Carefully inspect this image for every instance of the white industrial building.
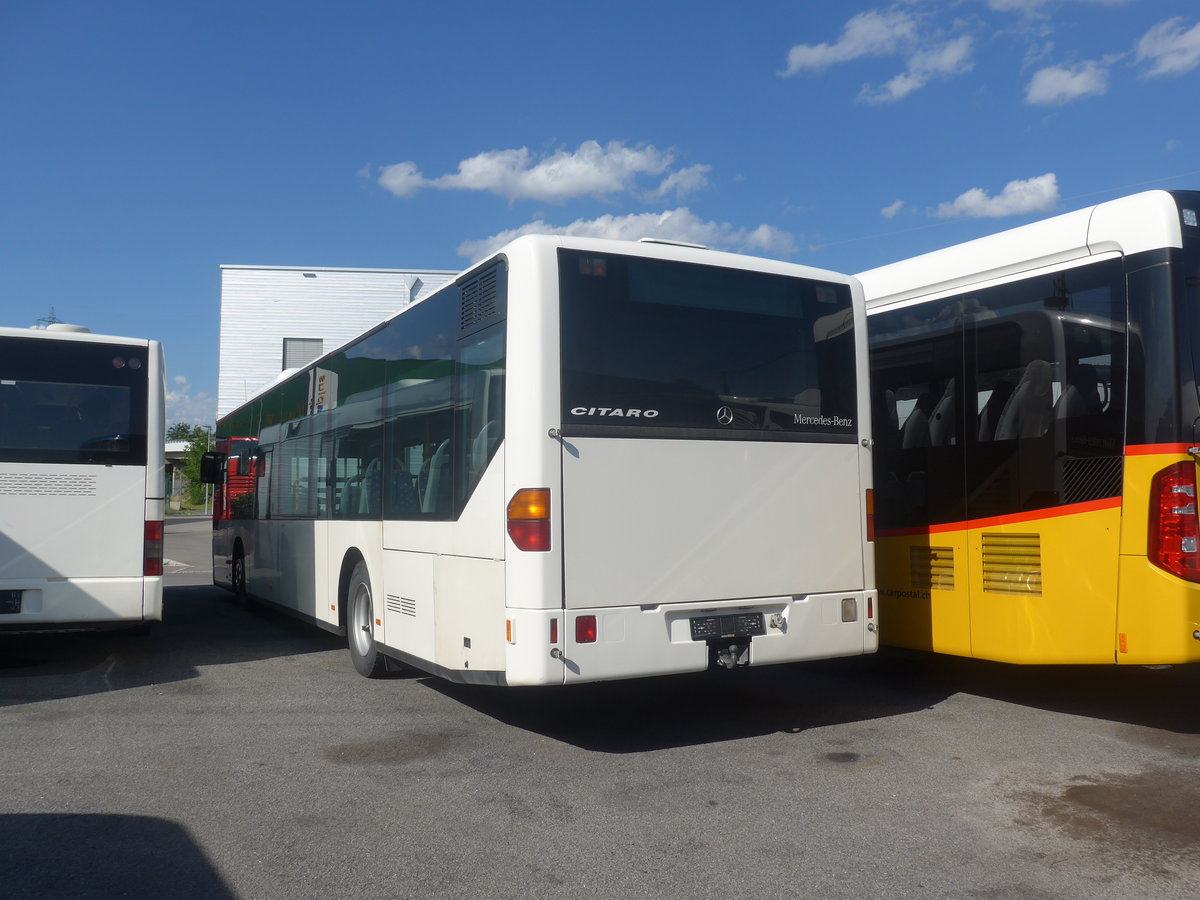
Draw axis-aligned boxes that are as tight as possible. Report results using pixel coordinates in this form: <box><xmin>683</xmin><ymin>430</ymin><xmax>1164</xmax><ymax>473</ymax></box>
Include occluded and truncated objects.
<box><xmin>217</xmin><ymin>264</ymin><xmax>456</xmax><ymax>418</ymax></box>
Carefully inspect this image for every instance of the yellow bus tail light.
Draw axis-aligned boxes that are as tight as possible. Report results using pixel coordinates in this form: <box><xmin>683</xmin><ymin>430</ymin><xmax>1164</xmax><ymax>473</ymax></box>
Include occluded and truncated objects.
<box><xmin>507</xmin><ymin>488</ymin><xmax>551</xmax><ymax>552</ymax></box>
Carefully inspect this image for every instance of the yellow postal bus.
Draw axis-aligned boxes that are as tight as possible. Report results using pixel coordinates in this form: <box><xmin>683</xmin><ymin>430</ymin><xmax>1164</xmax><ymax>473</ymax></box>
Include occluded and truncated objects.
<box><xmin>860</xmin><ymin>190</ymin><xmax>1200</xmax><ymax>665</ymax></box>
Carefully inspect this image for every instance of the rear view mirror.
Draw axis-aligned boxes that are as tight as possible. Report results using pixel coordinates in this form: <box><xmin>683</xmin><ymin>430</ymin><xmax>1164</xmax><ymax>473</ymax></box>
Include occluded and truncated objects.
<box><xmin>199</xmin><ymin>452</ymin><xmax>225</xmax><ymax>485</ymax></box>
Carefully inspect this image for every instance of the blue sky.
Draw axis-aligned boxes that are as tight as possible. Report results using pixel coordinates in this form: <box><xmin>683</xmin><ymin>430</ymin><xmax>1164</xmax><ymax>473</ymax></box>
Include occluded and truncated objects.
<box><xmin>4</xmin><ymin>0</ymin><xmax>1200</xmax><ymax>427</ymax></box>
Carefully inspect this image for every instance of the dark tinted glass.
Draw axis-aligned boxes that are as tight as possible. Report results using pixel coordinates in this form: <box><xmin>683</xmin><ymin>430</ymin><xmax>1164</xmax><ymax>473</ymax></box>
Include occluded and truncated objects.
<box><xmin>559</xmin><ymin>249</ymin><xmax>858</xmax><ymax>442</ymax></box>
<box><xmin>379</xmin><ymin>291</ymin><xmax>458</xmax><ymax>520</ymax></box>
<box><xmin>0</xmin><ymin>336</ymin><xmax>148</xmax><ymax>465</ymax></box>
<box><xmin>870</xmin><ymin>258</ymin><xmax>1126</xmax><ymax>529</ymax></box>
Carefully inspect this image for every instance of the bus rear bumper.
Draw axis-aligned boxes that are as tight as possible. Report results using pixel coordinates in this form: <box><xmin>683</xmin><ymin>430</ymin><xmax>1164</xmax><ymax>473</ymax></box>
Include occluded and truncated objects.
<box><xmin>504</xmin><ymin>590</ymin><xmax>878</xmax><ymax>686</ymax></box>
<box><xmin>0</xmin><ymin>577</ymin><xmax>162</xmax><ymax>630</ymax></box>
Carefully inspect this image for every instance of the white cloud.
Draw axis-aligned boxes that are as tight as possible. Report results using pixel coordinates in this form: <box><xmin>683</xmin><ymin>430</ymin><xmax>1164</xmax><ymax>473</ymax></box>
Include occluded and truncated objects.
<box><xmin>456</xmin><ymin>208</ymin><xmax>797</xmax><ymax>263</ymax></box>
<box><xmin>988</xmin><ymin>0</ymin><xmax>1131</xmax><ymax>10</ymax></box>
<box><xmin>1025</xmin><ymin>60</ymin><xmax>1109</xmax><ymax>104</ymax></box>
<box><xmin>1136</xmin><ymin>18</ymin><xmax>1200</xmax><ymax>78</ymax></box>
<box><xmin>779</xmin><ymin>8</ymin><xmax>916</xmax><ymax>75</ymax></box>
<box><xmin>934</xmin><ymin>173</ymin><xmax>1060</xmax><ymax>218</ymax></box>
<box><xmin>377</xmin><ymin>141</ymin><xmax>706</xmax><ymax>204</ymax></box>
<box><xmin>647</xmin><ymin>164</ymin><xmax>712</xmax><ymax>201</ymax></box>
<box><xmin>1167</xmin><ymin>139</ymin><xmax>1182</xmax><ymax>153</ymax></box>
<box><xmin>781</xmin><ymin>8</ymin><xmax>973</xmax><ymax>102</ymax></box>
<box><xmin>881</xmin><ymin>200</ymin><xmax>904</xmax><ymax>219</ymax></box>
<box><xmin>859</xmin><ymin>35</ymin><xmax>974</xmax><ymax>103</ymax></box>
<box><xmin>166</xmin><ymin>376</ymin><xmax>216</xmax><ymax>430</ymax></box>
<box><xmin>377</xmin><ymin>161</ymin><xmax>426</xmax><ymax>197</ymax></box>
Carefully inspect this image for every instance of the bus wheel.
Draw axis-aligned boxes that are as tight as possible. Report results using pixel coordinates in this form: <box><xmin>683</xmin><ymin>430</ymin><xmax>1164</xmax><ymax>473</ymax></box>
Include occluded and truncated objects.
<box><xmin>347</xmin><ymin>560</ymin><xmax>388</xmax><ymax>678</ymax></box>
<box><xmin>232</xmin><ymin>548</ymin><xmax>250</xmax><ymax>608</ymax></box>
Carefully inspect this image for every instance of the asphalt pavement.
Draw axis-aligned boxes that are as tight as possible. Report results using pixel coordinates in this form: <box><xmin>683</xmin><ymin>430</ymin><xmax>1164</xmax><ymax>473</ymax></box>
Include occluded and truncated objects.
<box><xmin>2</xmin><ymin>518</ymin><xmax>1199</xmax><ymax>899</ymax></box>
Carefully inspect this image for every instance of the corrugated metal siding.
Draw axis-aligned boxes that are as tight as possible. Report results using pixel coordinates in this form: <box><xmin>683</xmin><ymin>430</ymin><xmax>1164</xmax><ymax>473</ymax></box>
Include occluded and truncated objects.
<box><xmin>217</xmin><ymin>266</ymin><xmax>456</xmax><ymax>417</ymax></box>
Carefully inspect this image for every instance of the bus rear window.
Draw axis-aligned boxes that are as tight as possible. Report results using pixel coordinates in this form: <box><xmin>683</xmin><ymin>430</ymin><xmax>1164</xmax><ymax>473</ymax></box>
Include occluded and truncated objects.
<box><xmin>0</xmin><ymin>337</ymin><xmax>148</xmax><ymax>465</ymax></box>
<box><xmin>558</xmin><ymin>249</ymin><xmax>857</xmax><ymax>441</ymax></box>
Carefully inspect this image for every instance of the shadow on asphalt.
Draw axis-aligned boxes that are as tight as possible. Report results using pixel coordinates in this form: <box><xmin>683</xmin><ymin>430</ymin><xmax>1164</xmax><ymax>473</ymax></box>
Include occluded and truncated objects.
<box><xmin>426</xmin><ymin>647</ymin><xmax>1200</xmax><ymax>752</ymax></box>
<box><xmin>881</xmin><ymin>648</ymin><xmax>1200</xmax><ymax>735</ymax></box>
<box><xmin>0</xmin><ymin>585</ymin><xmax>341</xmax><ymax>708</ymax></box>
<box><xmin>0</xmin><ymin>814</ymin><xmax>235</xmax><ymax>900</ymax></box>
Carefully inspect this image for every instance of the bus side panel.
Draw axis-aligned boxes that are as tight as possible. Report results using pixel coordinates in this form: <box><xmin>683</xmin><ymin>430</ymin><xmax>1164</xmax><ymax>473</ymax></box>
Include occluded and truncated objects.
<box><xmin>381</xmin><ymin>549</ymin><xmax>436</xmax><ymax>663</ymax></box>
<box><xmin>271</xmin><ymin>519</ymin><xmax>324</xmax><ymax>622</ymax></box>
<box><xmin>966</xmin><ymin>505</ymin><xmax>1120</xmax><ymax>664</ymax></box>
<box><xmin>433</xmin><ymin>555</ymin><xmax>505</xmax><ymax>675</ymax></box>
<box><xmin>875</xmin><ymin>530</ymin><xmax>973</xmax><ymax>657</ymax></box>
<box><xmin>379</xmin><ymin>457</ymin><xmax>506</xmax><ymax>669</ymax></box>
<box><xmin>324</xmin><ymin>520</ymin><xmax>384</xmax><ymax>628</ymax></box>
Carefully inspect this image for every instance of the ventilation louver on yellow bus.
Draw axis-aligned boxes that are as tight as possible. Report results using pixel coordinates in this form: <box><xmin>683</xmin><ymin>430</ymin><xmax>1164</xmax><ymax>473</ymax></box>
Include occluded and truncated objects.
<box><xmin>909</xmin><ymin>546</ymin><xmax>955</xmax><ymax>591</ymax></box>
<box><xmin>981</xmin><ymin>533</ymin><xmax>1042</xmax><ymax>595</ymax></box>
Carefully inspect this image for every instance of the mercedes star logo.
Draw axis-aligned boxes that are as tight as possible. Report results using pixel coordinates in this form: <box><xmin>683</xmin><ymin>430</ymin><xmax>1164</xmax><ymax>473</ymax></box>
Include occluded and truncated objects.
<box><xmin>716</xmin><ymin>406</ymin><xmax>734</xmax><ymax>425</ymax></box>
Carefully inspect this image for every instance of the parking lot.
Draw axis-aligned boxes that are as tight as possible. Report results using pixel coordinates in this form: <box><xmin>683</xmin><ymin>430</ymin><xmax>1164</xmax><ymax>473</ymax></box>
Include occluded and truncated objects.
<box><xmin>2</xmin><ymin>517</ymin><xmax>1199</xmax><ymax>899</ymax></box>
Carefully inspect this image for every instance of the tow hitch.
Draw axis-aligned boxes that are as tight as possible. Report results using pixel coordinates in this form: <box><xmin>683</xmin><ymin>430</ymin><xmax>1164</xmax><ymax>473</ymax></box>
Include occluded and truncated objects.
<box><xmin>710</xmin><ymin>639</ymin><xmax>750</xmax><ymax>670</ymax></box>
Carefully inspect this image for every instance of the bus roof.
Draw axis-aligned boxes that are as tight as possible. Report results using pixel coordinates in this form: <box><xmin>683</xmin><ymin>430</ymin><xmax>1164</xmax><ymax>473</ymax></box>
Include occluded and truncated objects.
<box><xmin>0</xmin><ymin>325</ymin><xmax>156</xmax><ymax>347</ymax></box>
<box><xmin>857</xmin><ymin>189</ymin><xmax>1188</xmax><ymax>310</ymax></box>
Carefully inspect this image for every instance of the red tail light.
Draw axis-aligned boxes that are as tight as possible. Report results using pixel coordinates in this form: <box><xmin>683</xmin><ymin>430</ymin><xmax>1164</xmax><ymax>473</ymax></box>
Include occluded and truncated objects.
<box><xmin>507</xmin><ymin>488</ymin><xmax>551</xmax><ymax>551</ymax></box>
<box><xmin>144</xmin><ymin>520</ymin><xmax>164</xmax><ymax>576</ymax></box>
<box><xmin>865</xmin><ymin>489</ymin><xmax>875</xmax><ymax>543</ymax></box>
<box><xmin>1148</xmin><ymin>462</ymin><xmax>1200</xmax><ymax>582</ymax></box>
<box><xmin>575</xmin><ymin>615</ymin><xmax>597</xmax><ymax>643</ymax></box>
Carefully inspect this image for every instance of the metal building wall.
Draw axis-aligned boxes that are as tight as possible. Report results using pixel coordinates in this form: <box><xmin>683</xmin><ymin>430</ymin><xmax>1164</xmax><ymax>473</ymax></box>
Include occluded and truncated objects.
<box><xmin>217</xmin><ymin>265</ymin><xmax>456</xmax><ymax>418</ymax></box>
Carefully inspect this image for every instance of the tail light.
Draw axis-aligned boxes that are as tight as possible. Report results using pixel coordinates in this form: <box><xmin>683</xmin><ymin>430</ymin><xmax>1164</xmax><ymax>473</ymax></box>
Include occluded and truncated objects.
<box><xmin>144</xmin><ymin>520</ymin><xmax>164</xmax><ymax>576</ymax></box>
<box><xmin>1148</xmin><ymin>462</ymin><xmax>1200</xmax><ymax>582</ymax></box>
<box><xmin>507</xmin><ymin>488</ymin><xmax>551</xmax><ymax>551</ymax></box>
<box><xmin>575</xmin><ymin>615</ymin><xmax>597</xmax><ymax>643</ymax></box>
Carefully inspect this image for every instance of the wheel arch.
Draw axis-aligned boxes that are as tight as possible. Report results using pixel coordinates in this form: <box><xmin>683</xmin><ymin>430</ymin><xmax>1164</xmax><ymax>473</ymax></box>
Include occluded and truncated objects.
<box><xmin>337</xmin><ymin>548</ymin><xmax>367</xmax><ymax>632</ymax></box>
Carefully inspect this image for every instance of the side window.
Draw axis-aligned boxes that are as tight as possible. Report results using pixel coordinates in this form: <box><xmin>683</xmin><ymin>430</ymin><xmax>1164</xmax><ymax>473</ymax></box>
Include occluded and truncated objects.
<box><xmin>455</xmin><ymin>329</ymin><xmax>505</xmax><ymax>505</ymax></box>
<box><xmin>330</xmin><ymin>426</ymin><xmax>384</xmax><ymax>519</ymax></box>
<box><xmin>869</xmin><ymin>321</ymin><xmax>964</xmax><ymax>531</ymax></box>
<box><xmin>379</xmin><ymin>292</ymin><xmax>457</xmax><ymax>520</ymax></box>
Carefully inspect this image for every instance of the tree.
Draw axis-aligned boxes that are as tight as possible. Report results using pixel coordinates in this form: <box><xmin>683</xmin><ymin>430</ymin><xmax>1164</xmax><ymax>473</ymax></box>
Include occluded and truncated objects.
<box><xmin>172</xmin><ymin>424</ymin><xmax>213</xmax><ymax>506</ymax></box>
<box><xmin>167</xmin><ymin>422</ymin><xmax>206</xmax><ymax>441</ymax></box>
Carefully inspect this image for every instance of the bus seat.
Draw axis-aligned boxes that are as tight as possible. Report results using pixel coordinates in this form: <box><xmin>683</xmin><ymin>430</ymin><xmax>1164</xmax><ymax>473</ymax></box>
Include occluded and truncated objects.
<box><xmin>901</xmin><ymin>393</ymin><xmax>934</xmax><ymax>448</ymax></box>
<box><xmin>994</xmin><ymin>359</ymin><xmax>1054</xmax><ymax>440</ymax></box>
<box><xmin>342</xmin><ymin>476</ymin><xmax>361</xmax><ymax>518</ymax></box>
<box><xmin>420</xmin><ymin>440</ymin><xmax>452</xmax><ymax>514</ymax></box>
<box><xmin>1055</xmin><ymin>364</ymin><xmax>1102</xmax><ymax>419</ymax></box>
<box><xmin>929</xmin><ymin>379</ymin><xmax>955</xmax><ymax>445</ymax></box>
<box><xmin>977</xmin><ymin>379</ymin><xmax>1015</xmax><ymax>441</ymax></box>
<box><xmin>389</xmin><ymin>461</ymin><xmax>420</xmax><ymax>514</ymax></box>
<box><xmin>471</xmin><ymin>420</ymin><xmax>499</xmax><ymax>474</ymax></box>
<box><xmin>359</xmin><ymin>458</ymin><xmax>381</xmax><ymax>515</ymax></box>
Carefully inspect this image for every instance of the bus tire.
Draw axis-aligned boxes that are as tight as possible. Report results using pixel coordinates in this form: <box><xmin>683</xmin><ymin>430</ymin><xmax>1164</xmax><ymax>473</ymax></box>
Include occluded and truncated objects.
<box><xmin>347</xmin><ymin>560</ymin><xmax>388</xmax><ymax>678</ymax></box>
<box><xmin>232</xmin><ymin>547</ymin><xmax>250</xmax><ymax>608</ymax></box>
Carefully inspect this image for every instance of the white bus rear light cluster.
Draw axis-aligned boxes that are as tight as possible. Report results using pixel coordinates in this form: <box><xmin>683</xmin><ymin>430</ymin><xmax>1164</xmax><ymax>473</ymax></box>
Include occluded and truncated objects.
<box><xmin>144</xmin><ymin>521</ymin><xmax>164</xmax><ymax>577</ymax></box>
<box><xmin>506</xmin><ymin>488</ymin><xmax>551</xmax><ymax>552</ymax></box>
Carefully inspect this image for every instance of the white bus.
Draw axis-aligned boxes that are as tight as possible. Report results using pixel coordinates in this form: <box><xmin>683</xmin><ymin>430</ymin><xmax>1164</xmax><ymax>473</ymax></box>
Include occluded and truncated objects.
<box><xmin>203</xmin><ymin>236</ymin><xmax>877</xmax><ymax>685</ymax></box>
<box><xmin>0</xmin><ymin>325</ymin><xmax>166</xmax><ymax>631</ymax></box>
